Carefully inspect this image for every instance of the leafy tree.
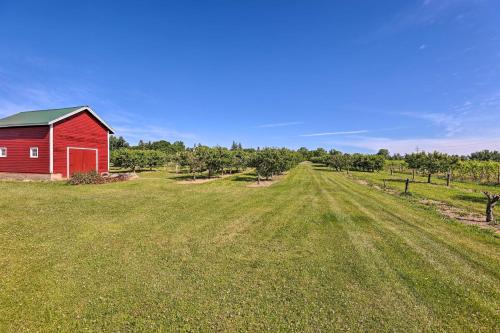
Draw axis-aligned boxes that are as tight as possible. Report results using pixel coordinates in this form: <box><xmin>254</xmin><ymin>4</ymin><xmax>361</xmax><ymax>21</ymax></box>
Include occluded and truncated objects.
<box><xmin>377</xmin><ymin>149</ymin><xmax>390</xmax><ymax>159</ymax></box>
<box><xmin>230</xmin><ymin>149</ymin><xmax>248</xmax><ymax>173</ymax></box>
<box><xmin>144</xmin><ymin>150</ymin><xmax>166</xmax><ymax>170</ymax></box>
<box><xmin>248</xmin><ymin>148</ymin><xmax>300</xmax><ymax>182</ymax></box>
<box><xmin>297</xmin><ymin>147</ymin><xmax>310</xmax><ymax>161</ymax></box>
<box><xmin>111</xmin><ymin>149</ymin><xmax>147</xmax><ymax>172</ymax></box>
<box><xmin>109</xmin><ymin>135</ymin><xmax>129</xmax><ymax>150</ymax></box>
<box><xmin>177</xmin><ymin>150</ymin><xmax>205</xmax><ymax>179</ymax></box>
<box><xmin>470</xmin><ymin>150</ymin><xmax>500</xmax><ymax>162</ymax></box>
<box><xmin>230</xmin><ymin>141</ymin><xmax>243</xmax><ymax>151</ymax></box>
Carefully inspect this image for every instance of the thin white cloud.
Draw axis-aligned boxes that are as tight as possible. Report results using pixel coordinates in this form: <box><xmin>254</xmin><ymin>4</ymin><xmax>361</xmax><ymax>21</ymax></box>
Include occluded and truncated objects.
<box><xmin>370</xmin><ymin>0</ymin><xmax>477</xmax><ymax>40</ymax></box>
<box><xmin>419</xmin><ymin>44</ymin><xmax>428</xmax><ymax>50</ymax></box>
<box><xmin>300</xmin><ymin>130</ymin><xmax>369</xmax><ymax>137</ymax></box>
<box><xmin>258</xmin><ymin>121</ymin><xmax>303</xmax><ymax>128</ymax></box>
<box><xmin>400</xmin><ymin>91</ymin><xmax>500</xmax><ymax>138</ymax></box>
<box><xmin>114</xmin><ymin>125</ymin><xmax>196</xmax><ymax>144</ymax></box>
<box><xmin>327</xmin><ymin>135</ymin><xmax>500</xmax><ymax>155</ymax></box>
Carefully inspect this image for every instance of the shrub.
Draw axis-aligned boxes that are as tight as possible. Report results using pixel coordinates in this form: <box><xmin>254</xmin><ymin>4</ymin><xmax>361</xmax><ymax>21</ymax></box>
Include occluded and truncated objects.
<box><xmin>68</xmin><ymin>171</ymin><xmax>104</xmax><ymax>185</ymax></box>
<box><xmin>68</xmin><ymin>171</ymin><xmax>130</xmax><ymax>185</ymax></box>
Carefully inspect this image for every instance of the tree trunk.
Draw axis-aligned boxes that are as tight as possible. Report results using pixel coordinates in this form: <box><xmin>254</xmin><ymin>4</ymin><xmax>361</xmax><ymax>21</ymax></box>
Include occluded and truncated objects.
<box><xmin>484</xmin><ymin>192</ymin><xmax>500</xmax><ymax>225</ymax></box>
<box><xmin>412</xmin><ymin>169</ymin><xmax>415</xmax><ymax>180</ymax></box>
<box><xmin>486</xmin><ymin>203</ymin><xmax>494</xmax><ymax>223</ymax></box>
<box><xmin>257</xmin><ymin>173</ymin><xmax>261</xmax><ymax>184</ymax></box>
<box><xmin>446</xmin><ymin>172</ymin><xmax>451</xmax><ymax>187</ymax></box>
<box><xmin>390</xmin><ymin>168</ymin><xmax>393</xmax><ymax>176</ymax></box>
<box><xmin>405</xmin><ymin>178</ymin><xmax>410</xmax><ymax>194</ymax></box>
<box><xmin>427</xmin><ymin>173</ymin><xmax>431</xmax><ymax>183</ymax></box>
<box><xmin>208</xmin><ymin>169</ymin><xmax>212</xmax><ymax>179</ymax></box>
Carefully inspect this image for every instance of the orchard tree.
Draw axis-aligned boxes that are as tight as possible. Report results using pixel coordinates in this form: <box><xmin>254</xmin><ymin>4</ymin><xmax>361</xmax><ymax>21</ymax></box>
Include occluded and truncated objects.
<box><xmin>177</xmin><ymin>150</ymin><xmax>205</xmax><ymax>179</ymax></box>
<box><xmin>422</xmin><ymin>152</ymin><xmax>451</xmax><ymax>183</ymax></box>
<box><xmin>405</xmin><ymin>152</ymin><xmax>426</xmax><ymax>179</ymax></box>
<box><xmin>483</xmin><ymin>192</ymin><xmax>500</xmax><ymax>225</ymax></box>
<box><xmin>230</xmin><ymin>149</ymin><xmax>248</xmax><ymax>173</ymax></box>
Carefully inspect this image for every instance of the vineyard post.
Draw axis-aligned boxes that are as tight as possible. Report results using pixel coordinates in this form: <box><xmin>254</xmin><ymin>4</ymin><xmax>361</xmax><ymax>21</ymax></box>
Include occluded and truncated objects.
<box><xmin>446</xmin><ymin>169</ymin><xmax>451</xmax><ymax>187</ymax></box>
<box><xmin>497</xmin><ymin>164</ymin><xmax>500</xmax><ymax>185</ymax></box>
<box><xmin>412</xmin><ymin>169</ymin><xmax>415</xmax><ymax>180</ymax></box>
<box><xmin>405</xmin><ymin>178</ymin><xmax>410</xmax><ymax>194</ymax></box>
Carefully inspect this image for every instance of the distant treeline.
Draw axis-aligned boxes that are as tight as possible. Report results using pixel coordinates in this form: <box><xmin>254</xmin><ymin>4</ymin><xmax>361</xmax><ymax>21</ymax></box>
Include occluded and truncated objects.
<box><xmin>109</xmin><ymin>136</ymin><xmax>500</xmax><ymax>184</ymax></box>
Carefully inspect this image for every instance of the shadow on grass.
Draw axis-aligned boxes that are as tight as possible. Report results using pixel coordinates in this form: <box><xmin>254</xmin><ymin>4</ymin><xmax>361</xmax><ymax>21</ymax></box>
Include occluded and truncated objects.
<box><xmin>231</xmin><ymin>174</ymin><xmax>257</xmax><ymax>182</ymax></box>
<box><xmin>453</xmin><ymin>194</ymin><xmax>485</xmax><ymax>204</ymax></box>
<box><xmin>382</xmin><ymin>178</ymin><xmax>433</xmax><ymax>185</ymax></box>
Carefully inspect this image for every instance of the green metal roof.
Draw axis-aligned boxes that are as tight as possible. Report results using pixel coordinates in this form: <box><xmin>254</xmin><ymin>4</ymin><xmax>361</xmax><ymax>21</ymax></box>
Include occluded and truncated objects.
<box><xmin>0</xmin><ymin>106</ymin><xmax>114</xmax><ymax>133</ymax></box>
<box><xmin>0</xmin><ymin>106</ymin><xmax>85</xmax><ymax>127</ymax></box>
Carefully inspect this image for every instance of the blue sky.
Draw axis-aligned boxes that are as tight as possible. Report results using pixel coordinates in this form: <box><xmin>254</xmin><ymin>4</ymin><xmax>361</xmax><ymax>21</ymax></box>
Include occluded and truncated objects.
<box><xmin>0</xmin><ymin>0</ymin><xmax>499</xmax><ymax>154</ymax></box>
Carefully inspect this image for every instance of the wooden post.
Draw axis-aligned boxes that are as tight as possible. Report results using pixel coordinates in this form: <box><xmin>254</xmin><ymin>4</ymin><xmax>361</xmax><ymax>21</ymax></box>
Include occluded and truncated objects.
<box><xmin>412</xmin><ymin>169</ymin><xmax>415</xmax><ymax>180</ymax></box>
<box><xmin>405</xmin><ymin>178</ymin><xmax>410</xmax><ymax>194</ymax></box>
<box><xmin>383</xmin><ymin>179</ymin><xmax>386</xmax><ymax>189</ymax></box>
<box><xmin>446</xmin><ymin>171</ymin><xmax>451</xmax><ymax>187</ymax></box>
<box><xmin>390</xmin><ymin>168</ymin><xmax>393</xmax><ymax>176</ymax></box>
<box><xmin>497</xmin><ymin>164</ymin><xmax>500</xmax><ymax>185</ymax></box>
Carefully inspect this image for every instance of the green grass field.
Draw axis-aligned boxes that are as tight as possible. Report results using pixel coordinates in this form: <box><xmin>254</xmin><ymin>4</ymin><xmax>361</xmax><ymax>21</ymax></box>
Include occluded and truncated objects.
<box><xmin>350</xmin><ymin>168</ymin><xmax>500</xmax><ymax>215</ymax></box>
<box><xmin>0</xmin><ymin>163</ymin><xmax>499</xmax><ymax>332</ymax></box>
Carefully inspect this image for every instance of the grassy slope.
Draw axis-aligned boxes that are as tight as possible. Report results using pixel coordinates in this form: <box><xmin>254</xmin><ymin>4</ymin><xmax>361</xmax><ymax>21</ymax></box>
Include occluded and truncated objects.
<box><xmin>349</xmin><ymin>169</ymin><xmax>500</xmax><ymax>214</ymax></box>
<box><xmin>0</xmin><ymin>163</ymin><xmax>498</xmax><ymax>332</ymax></box>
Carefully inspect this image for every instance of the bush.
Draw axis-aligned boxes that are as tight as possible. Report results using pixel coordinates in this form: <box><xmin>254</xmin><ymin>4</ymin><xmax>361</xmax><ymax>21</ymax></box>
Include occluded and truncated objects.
<box><xmin>68</xmin><ymin>171</ymin><xmax>130</xmax><ymax>185</ymax></box>
<box><xmin>68</xmin><ymin>171</ymin><xmax>104</xmax><ymax>185</ymax></box>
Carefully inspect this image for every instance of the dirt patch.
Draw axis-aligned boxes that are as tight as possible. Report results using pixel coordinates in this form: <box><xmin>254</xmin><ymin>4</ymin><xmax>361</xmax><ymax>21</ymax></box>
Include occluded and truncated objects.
<box><xmin>419</xmin><ymin>199</ymin><xmax>499</xmax><ymax>234</ymax></box>
<box><xmin>350</xmin><ymin>175</ymin><xmax>499</xmax><ymax>234</ymax></box>
<box><xmin>355</xmin><ymin>179</ymin><xmax>368</xmax><ymax>186</ymax></box>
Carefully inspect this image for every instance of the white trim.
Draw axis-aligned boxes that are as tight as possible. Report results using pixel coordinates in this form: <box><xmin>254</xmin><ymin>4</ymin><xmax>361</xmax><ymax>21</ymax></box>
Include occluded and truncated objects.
<box><xmin>107</xmin><ymin>132</ymin><xmax>110</xmax><ymax>172</ymax></box>
<box><xmin>0</xmin><ymin>147</ymin><xmax>6</xmax><ymax>157</ymax></box>
<box><xmin>66</xmin><ymin>147</ymin><xmax>98</xmax><ymax>178</ymax></box>
<box><xmin>49</xmin><ymin>125</ymin><xmax>53</xmax><ymax>173</ymax></box>
<box><xmin>30</xmin><ymin>147</ymin><xmax>39</xmax><ymax>158</ymax></box>
<box><xmin>48</xmin><ymin>107</ymin><xmax>115</xmax><ymax>134</ymax></box>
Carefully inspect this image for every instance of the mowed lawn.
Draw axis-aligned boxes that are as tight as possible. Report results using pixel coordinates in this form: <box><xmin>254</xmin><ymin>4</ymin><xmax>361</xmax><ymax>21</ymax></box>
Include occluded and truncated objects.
<box><xmin>349</xmin><ymin>168</ymin><xmax>500</xmax><ymax>216</ymax></box>
<box><xmin>0</xmin><ymin>163</ymin><xmax>499</xmax><ymax>332</ymax></box>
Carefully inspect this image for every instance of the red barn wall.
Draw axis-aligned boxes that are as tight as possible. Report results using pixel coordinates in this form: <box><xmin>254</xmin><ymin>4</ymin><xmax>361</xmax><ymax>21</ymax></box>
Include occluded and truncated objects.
<box><xmin>53</xmin><ymin>111</ymin><xmax>109</xmax><ymax>178</ymax></box>
<box><xmin>0</xmin><ymin>126</ymin><xmax>50</xmax><ymax>173</ymax></box>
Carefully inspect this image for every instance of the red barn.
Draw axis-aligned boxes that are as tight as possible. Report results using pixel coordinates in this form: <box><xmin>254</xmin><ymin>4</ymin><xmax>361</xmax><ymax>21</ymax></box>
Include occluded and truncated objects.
<box><xmin>0</xmin><ymin>106</ymin><xmax>114</xmax><ymax>180</ymax></box>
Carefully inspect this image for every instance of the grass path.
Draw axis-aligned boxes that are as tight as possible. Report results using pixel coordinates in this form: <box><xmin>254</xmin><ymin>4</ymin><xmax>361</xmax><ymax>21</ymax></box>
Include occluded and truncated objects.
<box><xmin>0</xmin><ymin>163</ymin><xmax>498</xmax><ymax>331</ymax></box>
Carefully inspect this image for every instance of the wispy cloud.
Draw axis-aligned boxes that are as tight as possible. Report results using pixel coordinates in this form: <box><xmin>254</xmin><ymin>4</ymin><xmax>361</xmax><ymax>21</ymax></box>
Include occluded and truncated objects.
<box><xmin>326</xmin><ymin>135</ymin><xmax>500</xmax><ymax>155</ymax></box>
<box><xmin>370</xmin><ymin>0</ymin><xmax>478</xmax><ymax>40</ymax></box>
<box><xmin>400</xmin><ymin>91</ymin><xmax>500</xmax><ymax>137</ymax></box>
<box><xmin>400</xmin><ymin>111</ymin><xmax>462</xmax><ymax>136</ymax></box>
<box><xmin>258</xmin><ymin>121</ymin><xmax>303</xmax><ymax>128</ymax></box>
<box><xmin>300</xmin><ymin>130</ymin><xmax>369</xmax><ymax>137</ymax></box>
<box><xmin>114</xmin><ymin>125</ymin><xmax>196</xmax><ymax>143</ymax></box>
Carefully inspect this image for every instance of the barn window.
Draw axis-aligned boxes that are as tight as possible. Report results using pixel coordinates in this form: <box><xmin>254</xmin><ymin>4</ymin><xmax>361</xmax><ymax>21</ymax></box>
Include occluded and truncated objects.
<box><xmin>30</xmin><ymin>147</ymin><xmax>39</xmax><ymax>158</ymax></box>
<box><xmin>0</xmin><ymin>147</ymin><xmax>6</xmax><ymax>157</ymax></box>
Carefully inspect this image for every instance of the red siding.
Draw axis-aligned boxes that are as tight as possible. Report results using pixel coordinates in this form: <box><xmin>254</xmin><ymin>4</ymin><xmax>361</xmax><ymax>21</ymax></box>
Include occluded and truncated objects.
<box><xmin>53</xmin><ymin>111</ymin><xmax>109</xmax><ymax>178</ymax></box>
<box><xmin>0</xmin><ymin>126</ymin><xmax>50</xmax><ymax>173</ymax></box>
